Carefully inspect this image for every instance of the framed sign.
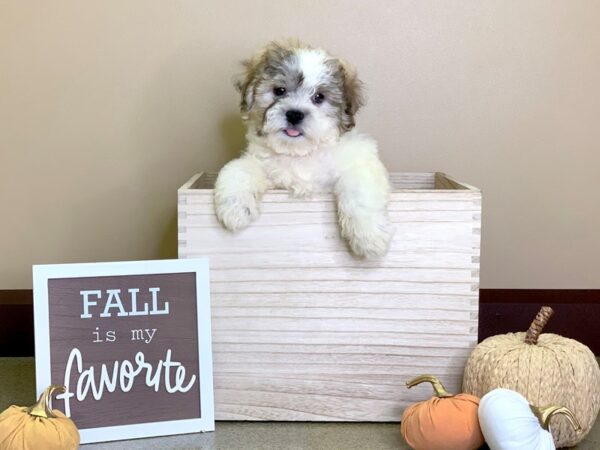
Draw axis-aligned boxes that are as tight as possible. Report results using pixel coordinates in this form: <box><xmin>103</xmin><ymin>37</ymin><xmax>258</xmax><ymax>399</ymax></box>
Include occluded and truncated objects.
<box><xmin>32</xmin><ymin>259</ymin><xmax>214</xmax><ymax>444</ymax></box>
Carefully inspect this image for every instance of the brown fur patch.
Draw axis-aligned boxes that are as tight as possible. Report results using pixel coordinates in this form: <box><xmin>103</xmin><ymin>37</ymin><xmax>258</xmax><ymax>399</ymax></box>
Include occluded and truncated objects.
<box><xmin>236</xmin><ymin>39</ymin><xmax>310</xmax><ymax>114</ymax></box>
<box><xmin>338</xmin><ymin>59</ymin><xmax>365</xmax><ymax>132</ymax></box>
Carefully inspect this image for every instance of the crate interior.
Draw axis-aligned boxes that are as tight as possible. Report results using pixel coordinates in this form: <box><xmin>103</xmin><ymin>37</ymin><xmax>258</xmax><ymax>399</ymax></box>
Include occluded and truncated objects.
<box><xmin>187</xmin><ymin>172</ymin><xmax>474</xmax><ymax>191</ymax></box>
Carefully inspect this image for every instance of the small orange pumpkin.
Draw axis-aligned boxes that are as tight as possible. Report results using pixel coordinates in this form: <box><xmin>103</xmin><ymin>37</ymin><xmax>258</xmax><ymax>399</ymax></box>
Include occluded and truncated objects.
<box><xmin>400</xmin><ymin>375</ymin><xmax>484</xmax><ymax>450</ymax></box>
<box><xmin>0</xmin><ymin>385</ymin><xmax>79</xmax><ymax>450</ymax></box>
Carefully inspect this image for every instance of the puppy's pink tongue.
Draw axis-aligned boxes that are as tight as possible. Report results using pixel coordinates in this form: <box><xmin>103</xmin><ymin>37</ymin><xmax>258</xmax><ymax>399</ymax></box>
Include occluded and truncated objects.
<box><xmin>285</xmin><ymin>129</ymin><xmax>301</xmax><ymax>137</ymax></box>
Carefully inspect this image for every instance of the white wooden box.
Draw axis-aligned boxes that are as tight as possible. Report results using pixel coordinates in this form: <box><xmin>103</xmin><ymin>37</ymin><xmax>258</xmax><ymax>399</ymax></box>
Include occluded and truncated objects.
<box><xmin>178</xmin><ymin>172</ymin><xmax>481</xmax><ymax>421</ymax></box>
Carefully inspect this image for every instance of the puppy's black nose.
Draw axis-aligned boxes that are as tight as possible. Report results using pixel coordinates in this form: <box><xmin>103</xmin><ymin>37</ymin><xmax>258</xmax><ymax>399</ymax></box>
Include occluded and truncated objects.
<box><xmin>286</xmin><ymin>110</ymin><xmax>304</xmax><ymax>125</ymax></box>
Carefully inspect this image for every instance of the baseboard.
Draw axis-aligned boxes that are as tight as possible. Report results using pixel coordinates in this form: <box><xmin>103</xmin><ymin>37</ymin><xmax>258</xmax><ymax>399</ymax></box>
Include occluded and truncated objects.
<box><xmin>1</xmin><ymin>289</ymin><xmax>598</xmax><ymax>357</ymax></box>
<box><xmin>0</xmin><ymin>290</ymin><xmax>34</xmax><ymax>357</ymax></box>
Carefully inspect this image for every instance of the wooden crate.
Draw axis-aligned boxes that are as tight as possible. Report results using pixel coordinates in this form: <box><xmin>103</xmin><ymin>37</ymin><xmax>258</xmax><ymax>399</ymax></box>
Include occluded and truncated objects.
<box><xmin>178</xmin><ymin>172</ymin><xmax>481</xmax><ymax>421</ymax></box>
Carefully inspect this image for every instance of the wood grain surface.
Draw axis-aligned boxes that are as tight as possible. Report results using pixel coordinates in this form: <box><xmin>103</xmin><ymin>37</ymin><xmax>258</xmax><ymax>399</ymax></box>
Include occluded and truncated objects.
<box><xmin>178</xmin><ymin>172</ymin><xmax>481</xmax><ymax>421</ymax></box>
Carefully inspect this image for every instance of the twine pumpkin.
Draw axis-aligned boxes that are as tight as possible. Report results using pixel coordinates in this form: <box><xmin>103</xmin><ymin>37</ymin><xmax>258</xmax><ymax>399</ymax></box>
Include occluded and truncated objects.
<box><xmin>400</xmin><ymin>375</ymin><xmax>484</xmax><ymax>450</ymax></box>
<box><xmin>478</xmin><ymin>388</ymin><xmax>581</xmax><ymax>450</ymax></box>
<box><xmin>0</xmin><ymin>385</ymin><xmax>79</xmax><ymax>450</ymax></box>
<box><xmin>463</xmin><ymin>306</ymin><xmax>600</xmax><ymax>448</ymax></box>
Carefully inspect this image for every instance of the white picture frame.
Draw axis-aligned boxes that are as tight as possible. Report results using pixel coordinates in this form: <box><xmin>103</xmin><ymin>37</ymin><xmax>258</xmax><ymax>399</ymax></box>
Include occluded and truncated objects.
<box><xmin>32</xmin><ymin>258</ymin><xmax>214</xmax><ymax>444</ymax></box>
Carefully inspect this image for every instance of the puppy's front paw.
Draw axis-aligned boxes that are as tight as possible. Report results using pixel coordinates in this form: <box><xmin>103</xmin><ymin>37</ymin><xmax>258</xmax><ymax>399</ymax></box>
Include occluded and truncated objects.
<box><xmin>214</xmin><ymin>192</ymin><xmax>260</xmax><ymax>232</ymax></box>
<box><xmin>341</xmin><ymin>215</ymin><xmax>394</xmax><ymax>258</ymax></box>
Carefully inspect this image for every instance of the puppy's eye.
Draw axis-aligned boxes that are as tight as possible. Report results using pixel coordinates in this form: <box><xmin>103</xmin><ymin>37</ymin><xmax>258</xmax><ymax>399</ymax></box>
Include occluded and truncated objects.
<box><xmin>313</xmin><ymin>92</ymin><xmax>325</xmax><ymax>104</ymax></box>
<box><xmin>273</xmin><ymin>87</ymin><xmax>286</xmax><ymax>96</ymax></box>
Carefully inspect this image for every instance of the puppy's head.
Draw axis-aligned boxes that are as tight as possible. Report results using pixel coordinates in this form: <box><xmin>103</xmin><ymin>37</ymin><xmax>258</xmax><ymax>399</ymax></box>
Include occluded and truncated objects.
<box><xmin>236</xmin><ymin>40</ymin><xmax>364</xmax><ymax>155</ymax></box>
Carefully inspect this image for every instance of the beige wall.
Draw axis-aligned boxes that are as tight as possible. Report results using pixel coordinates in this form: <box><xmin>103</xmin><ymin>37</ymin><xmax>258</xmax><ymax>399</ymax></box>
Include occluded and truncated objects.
<box><xmin>1</xmin><ymin>1</ymin><xmax>598</xmax><ymax>289</ymax></box>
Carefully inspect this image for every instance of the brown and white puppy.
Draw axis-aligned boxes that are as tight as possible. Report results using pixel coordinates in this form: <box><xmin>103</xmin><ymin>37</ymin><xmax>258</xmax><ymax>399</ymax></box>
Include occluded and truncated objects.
<box><xmin>214</xmin><ymin>40</ymin><xmax>393</xmax><ymax>257</ymax></box>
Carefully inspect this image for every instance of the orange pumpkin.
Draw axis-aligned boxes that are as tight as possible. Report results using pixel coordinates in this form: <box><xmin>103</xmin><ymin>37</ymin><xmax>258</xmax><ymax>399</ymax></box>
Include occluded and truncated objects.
<box><xmin>0</xmin><ymin>385</ymin><xmax>79</xmax><ymax>450</ymax></box>
<box><xmin>400</xmin><ymin>375</ymin><xmax>484</xmax><ymax>450</ymax></box>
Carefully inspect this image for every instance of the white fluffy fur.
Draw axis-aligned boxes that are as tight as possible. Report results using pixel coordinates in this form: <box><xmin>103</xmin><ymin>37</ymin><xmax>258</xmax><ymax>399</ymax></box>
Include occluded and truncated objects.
<box><xmin>214</xmin><ymin>43</ymin><xmax>393</xmax><ymax>258</ymax></box>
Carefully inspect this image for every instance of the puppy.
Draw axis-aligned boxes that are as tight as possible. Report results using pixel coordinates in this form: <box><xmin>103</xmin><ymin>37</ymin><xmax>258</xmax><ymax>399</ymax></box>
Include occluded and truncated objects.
<box><xmin>214</xmin><ymin>40</ymin><xmax>393</xmax><ymax>258</ymax></box>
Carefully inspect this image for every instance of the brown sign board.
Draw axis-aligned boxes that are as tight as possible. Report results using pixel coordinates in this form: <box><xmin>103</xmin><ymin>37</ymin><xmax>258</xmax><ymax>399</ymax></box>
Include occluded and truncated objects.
<box><xmin>33</xmin><ymin>259</ymin><xmax>213</xmax><ymax>443</ymax></box>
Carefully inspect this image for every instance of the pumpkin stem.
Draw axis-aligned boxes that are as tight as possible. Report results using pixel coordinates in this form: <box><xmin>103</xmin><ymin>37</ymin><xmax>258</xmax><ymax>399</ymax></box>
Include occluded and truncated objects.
<box><xmin>406</xmin><ymin>375</ymin><xmax>453</xmax><ymax>398</ymax></box>
<box><xmin>524</xmin><ymin>306</ymin><xmax>554</xmax><ymax>345</ymax></box>
<box><xmin>531</xmin><ymin>405</ymin><xmax>582</xmax><ymax>432</ymax></box>
<box><xmin>27</xmin><ymin>385</ymin><xmax>66</xmax><ymax>419</ymax></box>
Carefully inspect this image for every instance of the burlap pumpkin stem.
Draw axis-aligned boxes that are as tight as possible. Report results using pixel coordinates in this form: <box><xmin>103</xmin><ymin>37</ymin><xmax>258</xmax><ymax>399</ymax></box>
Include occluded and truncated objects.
<box><xmin>462</xmin><ymin>306</ymin><xmax>600</xmax><ymax>448</ymax></box>
<box><xmin>524</xmin><ymin>306</ymin><xmax>553</xmax><ymax>345</ymax></box>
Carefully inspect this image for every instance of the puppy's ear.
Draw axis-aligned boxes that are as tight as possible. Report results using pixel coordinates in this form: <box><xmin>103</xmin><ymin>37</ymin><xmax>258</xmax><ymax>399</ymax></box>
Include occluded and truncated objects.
<box><xmin>339</xmin><ymin>59</ymin><xmax>364</xmax><ymax>131</ymax></box>
<box><xmin>235</xmin><ymin>55</ymin><xmax>262</xmax><ymax>117</ymax></box>
<box><xmin>235</xmin><ymin>41</ymin><xmax>298</xmax><ymax>118</ymax></box>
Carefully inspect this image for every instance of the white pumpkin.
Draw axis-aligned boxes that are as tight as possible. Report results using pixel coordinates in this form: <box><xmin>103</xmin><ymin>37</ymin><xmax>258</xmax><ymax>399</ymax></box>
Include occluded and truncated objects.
<box><xmin>478</xmin><ymin>388</ymin><xmax>581</xmax><ymax>450</ymax></box>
